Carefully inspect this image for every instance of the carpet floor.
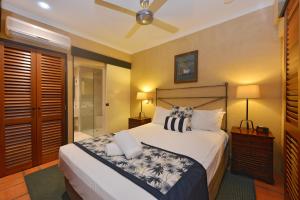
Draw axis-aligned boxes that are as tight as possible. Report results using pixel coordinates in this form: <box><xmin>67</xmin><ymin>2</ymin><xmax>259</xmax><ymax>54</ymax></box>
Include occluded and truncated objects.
<box><xmin>216</xmin><ymin>172</ymin><xmax>256</xmax><ymax>200</ymax></box>
<box><xmin>25</xmin><ymin>165</ymin><xmax>69</xmax><ymax>200</ymax></box>
<box><xmin>25</xmin><ymin>165</ymin><xmax>255</xmax><ymax>200</ymax></box>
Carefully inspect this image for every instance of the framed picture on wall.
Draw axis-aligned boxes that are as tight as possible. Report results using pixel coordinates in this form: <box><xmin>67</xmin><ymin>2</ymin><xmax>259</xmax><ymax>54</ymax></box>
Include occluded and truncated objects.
<box><xmin>174</xmin><ymin>50</ymin><xmax>198</xmax><ymax>83</ymax></box>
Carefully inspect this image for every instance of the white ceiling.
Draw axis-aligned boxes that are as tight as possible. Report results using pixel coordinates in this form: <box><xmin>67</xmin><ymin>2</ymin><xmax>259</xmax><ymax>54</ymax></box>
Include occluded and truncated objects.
<box><xmin>2</xmin><ymin>0</ymin><xmax>274</xmax><ymax>54</ymax></box>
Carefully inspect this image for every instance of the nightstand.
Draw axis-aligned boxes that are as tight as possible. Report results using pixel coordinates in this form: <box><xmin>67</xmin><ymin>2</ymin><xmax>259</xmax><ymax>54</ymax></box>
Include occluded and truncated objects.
<box><xmin>128</xmin><ymin>117</ymin><xmax>151</xmax><ymax>129</ymax></box>
<box><xmin>231</xmin><ymin>126</ymin><xmax>274</xmax><ymax>184</ymax></box>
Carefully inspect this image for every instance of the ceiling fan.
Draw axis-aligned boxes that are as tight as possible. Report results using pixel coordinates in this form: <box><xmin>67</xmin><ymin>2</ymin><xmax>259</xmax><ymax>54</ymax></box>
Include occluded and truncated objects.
<box><xmin>95</xmin><ymin>0</ymin><xmax>179</xmax><ymax>38</ymax></box>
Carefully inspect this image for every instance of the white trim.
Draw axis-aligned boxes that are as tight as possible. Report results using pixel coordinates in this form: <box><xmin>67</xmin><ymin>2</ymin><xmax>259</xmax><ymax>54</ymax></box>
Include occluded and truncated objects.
<box><xmin>3</xmin><ymin>1</ymin><xmax>274</xmax><ymax>54</ymax></box>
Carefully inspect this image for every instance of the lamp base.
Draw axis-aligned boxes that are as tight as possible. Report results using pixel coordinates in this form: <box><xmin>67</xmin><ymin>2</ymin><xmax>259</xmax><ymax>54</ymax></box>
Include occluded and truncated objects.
<box><xmin>138</xmin><ymin>112</ymin><xmax>146</xmax><ymax>119</ymax></box>
<box><xmin>239</xmin><ymin>120</ymin><xmax>254</xmax><ymax>130</ymax></box>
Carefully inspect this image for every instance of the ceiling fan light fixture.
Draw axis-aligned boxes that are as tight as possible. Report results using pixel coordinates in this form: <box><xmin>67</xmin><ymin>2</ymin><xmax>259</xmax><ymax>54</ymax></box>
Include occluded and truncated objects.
<box><xmin>136</xmin><ymin>9</ymin><xmax>153</xmax><ymax>25</ymax></box>
<box><xmin>140</xmin><ymin>0</ymin><xmax>150</xmax><ymax>9</ymax></box>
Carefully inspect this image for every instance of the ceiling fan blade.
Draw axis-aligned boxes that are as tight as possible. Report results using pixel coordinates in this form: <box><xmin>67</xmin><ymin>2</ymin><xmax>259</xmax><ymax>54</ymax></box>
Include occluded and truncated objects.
<box><xmin>126</xmin><ymin>24</ymin><xmax>141</xmax><ymax>38</ymax></box>
<box><xmin>95</xmin><ymin>0</ymin><xmax>136</xmax><ymax>17</ymax></box>
<box><xmin>149</xmin><ymin>0</ymin><xmax>167</xmax><ymax>13</ymax></box>
<box><xmin>152</xmin><ymin>19</ymin><xmax>178</xmax><ymax>33</ymax></box>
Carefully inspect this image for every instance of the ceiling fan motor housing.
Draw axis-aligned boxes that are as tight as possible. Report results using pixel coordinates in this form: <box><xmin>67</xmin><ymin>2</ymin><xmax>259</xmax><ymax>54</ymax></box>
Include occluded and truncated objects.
<box><xmin>136</xmin><ymin>9</ymin><xmax>154</xmax><ymax>25</ymax></box>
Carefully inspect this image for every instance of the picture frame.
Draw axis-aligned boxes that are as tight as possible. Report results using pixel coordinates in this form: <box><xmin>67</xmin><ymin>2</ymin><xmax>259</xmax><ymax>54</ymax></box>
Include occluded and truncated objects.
<box><xmin>174</xmin><ymin>50</ymin><xmax>198</xmax><ymax>83</ymax></box>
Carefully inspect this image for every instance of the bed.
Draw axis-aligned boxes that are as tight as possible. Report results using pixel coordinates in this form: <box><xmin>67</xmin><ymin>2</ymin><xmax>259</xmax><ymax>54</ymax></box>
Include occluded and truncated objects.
<box><xmin>59</xmin><ymin>83</ymin><xmax>229</xmax><ymax>200</ymax></box>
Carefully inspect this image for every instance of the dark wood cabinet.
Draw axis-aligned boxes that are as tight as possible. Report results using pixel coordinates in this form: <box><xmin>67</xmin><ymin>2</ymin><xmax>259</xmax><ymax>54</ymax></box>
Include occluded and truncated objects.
<box><xmin>231</xmin><ymin>126</ymin><xmax>274</xmax><ymax>184</ymax></box>
<box><xmin>0</xmin><ymin>42</ymin><xmax>66</xmax><ymax>177</ymax></box>
<box><xmin>283</xmin><ymin>0</ymin><xmax>300</xmax><ymax>199</ymax></box>
<box><xmin>36</xmin><ymin>53</ymin><xmax>66</xmax><ymax>164</ymax></box>
<box><xmin>128</xmin><ymin>117</ymin><xmax>151</xmax><ymax>129</ymax></box>
<box><xmin>0</xmin><ymin>45</ymin><xmax>38</xmax><ymax>176</ymax></box>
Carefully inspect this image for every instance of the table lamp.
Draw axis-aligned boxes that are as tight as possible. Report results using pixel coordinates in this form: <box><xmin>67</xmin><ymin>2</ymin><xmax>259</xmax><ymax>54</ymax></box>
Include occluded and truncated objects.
<box><xmin>136</xmin><ymin>92</ymin><xmax>147</xmax><ymax>119</ymax></box>
<box><xmin>236</xmin><ymin>84</ymin><xmax>260</xmax><ymax>130</ymax></box>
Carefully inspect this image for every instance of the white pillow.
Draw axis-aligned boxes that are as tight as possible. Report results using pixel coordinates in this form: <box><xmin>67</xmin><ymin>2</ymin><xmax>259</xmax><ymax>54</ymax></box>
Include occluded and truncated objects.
<box><xmin>152</xmin><ymin>106</ymin><xmax>170</xmax><ymax>125</ymax></box>
<box><xmin>191</xmin><ymin>109</ymin><xmax>225</xmax><ymax>131</ymax></box>
<box><xmin>218</xmin><ymin>111</ymin><xmax>226</xmax><ymax>128</ymax></box>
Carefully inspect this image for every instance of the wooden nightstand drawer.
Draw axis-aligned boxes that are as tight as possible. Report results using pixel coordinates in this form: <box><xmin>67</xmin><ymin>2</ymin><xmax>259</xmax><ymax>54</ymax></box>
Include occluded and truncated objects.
<box><xmin>231</xmin><ymin>126</ymin><xmax>274</xmax><ymax>184</ymax></box>
<box><xmin>128</xmin><ymin>117</ymin><xmax>151</xmax><ymax>129</ymax></box>
<box><xmin>232</xmin><ymin>135</ymin><xmax>273</xmax><ymax>151</ymax></box>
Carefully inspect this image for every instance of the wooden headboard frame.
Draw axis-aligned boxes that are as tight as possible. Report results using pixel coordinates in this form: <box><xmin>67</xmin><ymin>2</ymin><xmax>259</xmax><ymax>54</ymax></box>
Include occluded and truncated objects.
<box><xmin>156</xmin><ymin>82</ymin><xmax>228</xmax><ymax>131</ymax></box>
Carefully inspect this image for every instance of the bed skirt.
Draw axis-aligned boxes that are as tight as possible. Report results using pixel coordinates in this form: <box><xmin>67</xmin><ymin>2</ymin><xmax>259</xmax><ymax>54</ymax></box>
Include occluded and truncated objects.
<box><xmin>64</xmin><ymin>144</ymin><xmax>229</xmax><ymax>200</ymax></box>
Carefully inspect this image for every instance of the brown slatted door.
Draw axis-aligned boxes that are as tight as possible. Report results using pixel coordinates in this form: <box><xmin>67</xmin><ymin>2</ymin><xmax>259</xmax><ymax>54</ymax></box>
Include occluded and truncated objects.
<box><xmin>36</xmin><ymin>52</ymin><xmax>65</xmax><ymax>164</ymax></box>
<box><xmin>284</xmin><ymin>0</ymin><xmax>300</xmax><ymax>199</ymax></box>
<box><xmin>0</xmin><ymin>44</ymin><xmax>37</xmax><ymax>177</ymax></box>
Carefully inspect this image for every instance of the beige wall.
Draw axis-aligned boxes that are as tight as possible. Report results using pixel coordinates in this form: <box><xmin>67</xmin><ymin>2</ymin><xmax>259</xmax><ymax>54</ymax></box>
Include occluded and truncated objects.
<box><xmin>1</xmin><ymin>9</ymin><xmax>131</xmax><ymax>142</ymax></box>
<box><xmin>131</xmin><ymin>6</ymin><xmax>283</xmax><ymax>174</ymax></box>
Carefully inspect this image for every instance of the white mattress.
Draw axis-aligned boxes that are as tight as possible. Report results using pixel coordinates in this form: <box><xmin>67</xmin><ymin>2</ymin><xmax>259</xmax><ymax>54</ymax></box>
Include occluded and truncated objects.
<box><xmin>59</xmin><ymin>123</ymin><xmax>228</xmax><ymax>200</ymax></box>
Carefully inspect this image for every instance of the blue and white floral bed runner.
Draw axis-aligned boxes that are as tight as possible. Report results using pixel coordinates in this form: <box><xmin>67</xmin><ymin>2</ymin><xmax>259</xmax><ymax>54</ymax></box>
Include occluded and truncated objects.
<box><xmin>74</xmin><ymin>134</ymin><xmax>208</xmax><ymax>200</ymax></box>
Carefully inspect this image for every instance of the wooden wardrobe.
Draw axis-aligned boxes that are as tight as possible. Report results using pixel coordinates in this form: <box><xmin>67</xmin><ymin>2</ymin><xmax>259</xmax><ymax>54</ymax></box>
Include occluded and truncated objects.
<box><xmin>284</xmin><ymin>0</ymin><xmax>300</xmax><ymax>199</ymax></box>
<box><xmin>0</xmin><ymin>41</ymin><xmax>66</xmax><ymax>177</ymax></box>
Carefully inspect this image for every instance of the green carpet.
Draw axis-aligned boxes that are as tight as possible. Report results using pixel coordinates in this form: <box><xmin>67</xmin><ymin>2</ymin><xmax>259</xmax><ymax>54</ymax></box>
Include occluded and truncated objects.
<box><xmin>217</xmin><ymin>172</ymin><xmax>256</xmax><ymax>200</ymax></box>
<box><xmin>25</xmin><ymin>165</ymin><xmax>255</xmax><ymax>200</ymax></box>
<box><xmin>25</xmin><ymin>165</ymin><xmax>69</xmax><ymax>200</ymax></box>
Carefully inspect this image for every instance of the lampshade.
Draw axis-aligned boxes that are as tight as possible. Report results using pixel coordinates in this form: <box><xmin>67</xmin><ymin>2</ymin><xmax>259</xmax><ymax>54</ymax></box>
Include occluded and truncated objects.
<box><xmin>136</xmin><ymin>92</ymin><xmax>147</xmax><ymax>100</ymax></box>
<box><xmin>236</xmin><ymin>85</ymin><xmax>260</xmax><ymax>99</ymax></box>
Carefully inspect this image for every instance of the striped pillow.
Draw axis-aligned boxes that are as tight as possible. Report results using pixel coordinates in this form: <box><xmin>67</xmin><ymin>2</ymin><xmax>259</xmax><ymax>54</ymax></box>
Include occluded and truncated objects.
<box><xmin>164</xmin><ymin>116</ymin><xmax>188</xmax><ymax>133</ymax></box>
<box><xmin>170</xmin><ymin>106</ymin><xmax>193</xmax><ymax>131</ymax></box>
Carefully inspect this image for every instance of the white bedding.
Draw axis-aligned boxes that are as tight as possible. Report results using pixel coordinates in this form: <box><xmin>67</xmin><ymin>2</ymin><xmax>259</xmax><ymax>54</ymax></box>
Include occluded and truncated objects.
<box><xmin>59</xmin><ymin>123</ymin><xmax>228</xmax><ymax>200</ymax></box>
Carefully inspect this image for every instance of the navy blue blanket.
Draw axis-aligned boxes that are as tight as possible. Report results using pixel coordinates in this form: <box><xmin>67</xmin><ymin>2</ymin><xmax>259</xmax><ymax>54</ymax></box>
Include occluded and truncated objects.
<box><xmin>74</xmin><ymin>134</ymin><xmax>208</xmax><ymax>200</ymax></box>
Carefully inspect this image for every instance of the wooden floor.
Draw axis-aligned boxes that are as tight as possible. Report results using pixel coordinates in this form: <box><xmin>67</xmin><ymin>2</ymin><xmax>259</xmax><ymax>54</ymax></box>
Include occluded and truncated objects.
<box><xmin>255</xmin><ymin>175</ymin><xmax>284</xmax><ymax>200</ymax></box>
<box><xmin>0</xmin><ymin>160</ymin><xmax>59</xmax><ymax>200</ymax></box>
<box><xmin>0</xmin><ymin>160</ymin><xmax>284</xmax><ymax>200</ymax></box>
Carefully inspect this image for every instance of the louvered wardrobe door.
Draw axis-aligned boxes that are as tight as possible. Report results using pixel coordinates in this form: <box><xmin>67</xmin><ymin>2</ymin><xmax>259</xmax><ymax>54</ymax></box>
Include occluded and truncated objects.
<box><xmin>284</xmin><ymin>0</ymin><xmax>300</xmax><ymax>199</ymax></box>
<box><xmin>0</xmin><ymin>44</ymin><xmax>37</xmax><ymax>177</ymax></box>
<box><xmin>36</xmin><ymin>53</ymin><xmax>65</xmax><ymax>164</ymax></box>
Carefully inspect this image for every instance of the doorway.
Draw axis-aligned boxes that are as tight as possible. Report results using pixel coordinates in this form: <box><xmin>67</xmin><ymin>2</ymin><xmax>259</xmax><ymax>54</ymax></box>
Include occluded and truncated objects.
<box><xmin>74</xmin><ymin>57</ymin><xmax>105</xmax><ymax>141</ymax></box>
